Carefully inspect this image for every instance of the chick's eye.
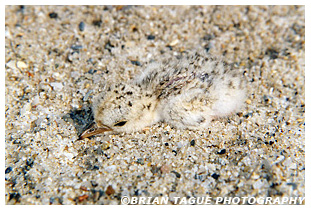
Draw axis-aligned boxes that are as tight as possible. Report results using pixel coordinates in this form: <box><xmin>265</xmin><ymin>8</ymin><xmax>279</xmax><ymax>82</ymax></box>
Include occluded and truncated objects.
<box><xmin>114</xmin><ymin>120</ymin><xmax>127</xmax><ymax>127</ymax></box>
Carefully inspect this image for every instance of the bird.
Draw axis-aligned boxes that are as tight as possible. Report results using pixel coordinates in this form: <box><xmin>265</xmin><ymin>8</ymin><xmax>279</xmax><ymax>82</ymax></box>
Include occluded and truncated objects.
<box><xmin>79</xmin><ymin>50</ymin><xmax>246</xmax><ymax>139</ymax></box>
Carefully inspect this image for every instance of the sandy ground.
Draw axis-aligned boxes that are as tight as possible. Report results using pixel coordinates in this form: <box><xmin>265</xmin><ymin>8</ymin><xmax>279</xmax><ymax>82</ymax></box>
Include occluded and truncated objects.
<box><xmin>5</xmin><ymin>5</ymin><xmax>304</xmax><ymax>204</ymax></box>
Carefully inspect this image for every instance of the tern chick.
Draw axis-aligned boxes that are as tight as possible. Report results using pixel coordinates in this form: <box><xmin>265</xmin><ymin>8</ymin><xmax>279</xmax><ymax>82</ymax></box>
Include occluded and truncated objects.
<box><xmin>79</xmin><ymin>50</ymin><xmax>246</xmax><ymax>139</ymax></box>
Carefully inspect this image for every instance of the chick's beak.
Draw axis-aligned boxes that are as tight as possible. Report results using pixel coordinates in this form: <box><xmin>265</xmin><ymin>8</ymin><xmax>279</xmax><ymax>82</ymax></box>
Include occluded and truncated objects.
<box><xmin>78</xmin><ymin>124</ymin><xmax>113</xmax><ymax>140</ymax></box>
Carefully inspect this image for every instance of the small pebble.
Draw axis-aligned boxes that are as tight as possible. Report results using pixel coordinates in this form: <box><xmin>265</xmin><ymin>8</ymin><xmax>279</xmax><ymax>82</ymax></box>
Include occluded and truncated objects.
<box><xmin>172</xmin><ymin>150</ymin><xmax>177</xmax><ymax>156</ymax></box>
<box><xmin>190</xmin><ymin>139</ymin><xmax>195</xmax><ymax>146</ymax></box>
<box><xmin>9</xmin><ymin>192</ymin><xmax>21</xmax><ymax>202</ymax></box>
<box><xmin>88</xmin><ymin>69</ymin><xmax>97</xmax><ymax>74</ymax></box>
<box><xmin>26</xmin><ymin>158</ymin><xmax>34</xmax><ymax>167</ymax></box>
<box><xmin>18</xmin><ymin>5</ymin><xmax>25</xmax><ymax>12</ymax></box>
<box><xmin>93</xmin><ymin>165</ymin><xmax>99</xmax><ymax>170</ymax></box>
<box><xmin>147</xmin><ymin>35</ymin><xmax>155</xmax><ymax>40</ymax></box>
<box><xmin>17</xmin><ymin>61</ymin><xmax>28</xmax><ymax>69</ymax></box>
<box><xmin>136</xmin><ymin>158</ymin><xmax>144</xmax><ymax>165</ymax></box>
<box><xmin>244</xmin><ymin>112</ymin><xmax>253</xmax><ymax>118</ymax></box>
<box><xmin>130</xmin><ymin>60</ymin><xmax>141</xmax><ymax>66</ymax></box>
<box><xmin>78</xmin><ymin>194</ymin><xmax>88</xmax><ymax>202</ymax></box>
<box><xmin>217</xmin><ymin>149</ymin><xmax>226</xmax><ymax>155</ymax></box>
<box><xmin>211</xmin><ymin>173</ymin><xmax>220</xmax><ymax>180</ymax></box>
<box><xmin>171</xmin><ymin>171</ymin><xmax>181</xmax><ymax>178</ymax></box>
<box><xmin>166</xmin><ymin>45</ymin><xmax>173</xmax><ymax>50</ymax></box>
<box><xmin>48</xmin><ymin>12</ymin><xmax>58</xmax><ymax>19</ymax></box>
<box><xmin>78</xmin><ymin>21</ymin><xmax>85</xmax><ymax>31</ymax></box>
<box><xmin>5</xmin><ymin>167</ymin><xmax>12</xmax><ymax>174</ymax></box>
<box><xmin>104</xmin><ymin>41</ymin><xmax>114</xmax><ymax>52</ymax></box>
<box><xmin>169</xmin><ymin>39</ymin><xmax>179</xmax><ymax>46</ymax></box>
<box><xmin>105</xmin><ymin>185</ymin><xmax>115</xmax><ymax>195</ymax></box>
<box><xmin>92</xmin><ymin>19</ymin><xmax>102</xmax><ymax>27</ymax></box>
<box><xmin>50</xmin><ymin>82</ymin><xmax>63</xmax><ymax>91</ymax></box>
<box><xmin>70</xmin><ymin>45</ymin><xmax>83</xmax><ymax>50</ymax></box>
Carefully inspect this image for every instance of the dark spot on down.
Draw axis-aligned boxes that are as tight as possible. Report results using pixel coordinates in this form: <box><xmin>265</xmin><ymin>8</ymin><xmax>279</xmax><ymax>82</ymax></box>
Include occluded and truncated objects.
<box><xmin>228</xmin><ymin>81</ymin><xmax>234</xmax><ymax>88</ymax></box>
<box><xmin>200</xmin><ymin>73</ymin><xmax>209</xmax><ymax>82</ymax></box>
<box><xmin>198</xmin><ymin>117</ymin><xmax>206</xmax><ymax>123</ymax></box>
<box><xmin>116</xmin><ymin>95</ymin><xmax>124</xmax><ymax>100</ymax></box>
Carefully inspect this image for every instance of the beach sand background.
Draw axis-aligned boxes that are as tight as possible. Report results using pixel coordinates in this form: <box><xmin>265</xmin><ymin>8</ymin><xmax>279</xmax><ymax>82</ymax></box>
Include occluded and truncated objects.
<box><xmin>5</xmin><ymin>5</ymin><xmax>304</xmax><ymax>204</ymax></box>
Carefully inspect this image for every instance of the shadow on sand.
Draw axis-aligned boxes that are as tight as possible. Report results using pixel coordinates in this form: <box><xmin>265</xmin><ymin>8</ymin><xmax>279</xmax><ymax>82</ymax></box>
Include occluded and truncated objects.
<box><xmin>62</xmin><ymin>105</ymin><xmax>95</xmax><ymax>137</ymax></box>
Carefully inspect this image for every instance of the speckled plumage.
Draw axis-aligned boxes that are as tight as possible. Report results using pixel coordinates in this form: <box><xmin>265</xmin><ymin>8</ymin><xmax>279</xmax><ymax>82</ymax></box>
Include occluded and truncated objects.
<box><xmin>80</xmin><ymin>50</ymin><xmax>246</xmax><ymax>138</ymax></box>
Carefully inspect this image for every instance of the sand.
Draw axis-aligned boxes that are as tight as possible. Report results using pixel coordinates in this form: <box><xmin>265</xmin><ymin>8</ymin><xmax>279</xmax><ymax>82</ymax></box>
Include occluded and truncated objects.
<box><xmin>5</xmin><ymin>5</ymin><xmax>304</xmax><ymax>204</ymax></box>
